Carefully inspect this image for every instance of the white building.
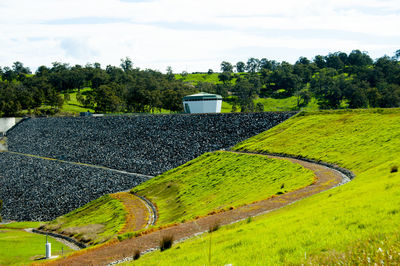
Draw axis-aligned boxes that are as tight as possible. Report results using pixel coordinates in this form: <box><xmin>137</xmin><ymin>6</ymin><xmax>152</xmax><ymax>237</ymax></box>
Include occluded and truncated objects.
<box><xmin>183</xmin><ymin>92</ymin><xmax>222</xmax><ymax>114</ymax></box>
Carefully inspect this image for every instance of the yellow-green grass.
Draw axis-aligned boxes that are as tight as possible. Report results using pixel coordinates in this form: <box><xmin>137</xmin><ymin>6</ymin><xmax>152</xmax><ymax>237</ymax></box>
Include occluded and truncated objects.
<box><xmin>131</xmin><ymin>151</ymin><xmax>314</xmax><ymax>225</ymax></box>
<box><xmin>222</xmin><ymin>96</ymin><xmax>319</xmax><ymax>113</ymax></box>
<box><xmin>0</xmin><ymin>228</ymin><xmax>73</xmax><ymax>265</ymax></box>
<box><xmin>42</xmin><ymin>195</ymin><xmax>126</xmax><ymax>245</ymax></box>
<box><xmin>127</xmin><ymin>108</ymin><xmax>400</xmax><ymax>265</ymax></box>
<box><xmin>61</xmin><ymin>88</ymin><xmax>94</xmax><ymax>114</ymax></box>
<box><xmin>175</xmin><ymin>73</ymin><xmax>238</xmax><ymax>85</ymax></box>
<box><xmin>0</xmin><ymin>221</ymin><xmax>43</xmax><ymax>229</ymax></box>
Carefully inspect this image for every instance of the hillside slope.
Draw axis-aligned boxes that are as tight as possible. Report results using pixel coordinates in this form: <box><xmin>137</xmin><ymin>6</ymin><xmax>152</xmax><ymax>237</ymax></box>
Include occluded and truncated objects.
<box><xmin>132</xmin><ymin>108</ymin><xmax>400</xmax><ymax>265</ymax></box>
<box><xmin>131</xmin><ymin>151</ymin><xmax>315</xmax><ymax>225</ymax></box>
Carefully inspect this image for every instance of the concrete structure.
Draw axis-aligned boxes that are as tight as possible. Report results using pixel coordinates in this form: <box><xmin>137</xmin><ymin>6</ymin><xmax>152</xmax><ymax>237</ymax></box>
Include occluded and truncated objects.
<box><xmin>0</xmin><ymin>117</ymin><xmax>16</xmax><ymax>133</ymax></box>
<box><xmin>183</xmin><ymin>92</ymin><xmax>222</xmax><ymax>114</ymax></box>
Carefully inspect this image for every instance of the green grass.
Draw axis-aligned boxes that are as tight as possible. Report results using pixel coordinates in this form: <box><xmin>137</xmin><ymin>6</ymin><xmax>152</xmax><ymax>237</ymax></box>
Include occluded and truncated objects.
<box><xmin>128</xmin><ymin>108</ymin><xmax>400</xmax><ymax>265</ymax></box>
<box><xmin>0</xmin><ymin>221</ymin><xmax>43</xmax><ymax>229</ymax></box>
<box><xmin>42</xmin><ymin>195</ymin><xmax>126</xmax><ymax>245</ymax></box>
<box><xmin>0</xmin><ymin>228</ymin><xmax>72</xmax><ymax>265</ymax></box>
<box><xmin>131</xmin><ymin>151</ymin><xmax>314</xmax><ymax>225</ymax></box>
<box><xmin>175</xmin><ymin>73</ymin><xmax>225</xmax><ymax>85</ymax></box>
<box><xmin>61</xmin><ymin>88</ymin><xmax>94</xmax><ymax>114</ymax></box>
<box><xmin>222</xmin><ymin>96</ymin><xmax>319</xmax><ymax>113</ymax></box>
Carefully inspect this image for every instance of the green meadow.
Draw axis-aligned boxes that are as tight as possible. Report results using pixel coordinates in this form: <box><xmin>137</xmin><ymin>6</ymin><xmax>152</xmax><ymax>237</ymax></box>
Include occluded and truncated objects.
<box><xmin>0</xmin><ymin>225</ymin><xmax>72</xmax><ymax>265</ymax></box>
<box><xmin>61</xmin><ymin>88</ymin><xmax>94</xmax><ymax>114</ymax></box>
<box><xmin>131</xmin><ymin>151</ymin><xmax>314</xmax><ymax>225</ymax></box>
<box><xmin>128</xmin><ymin>108</ymin><xmax>400</xmax><ymax>265</ymax></box>
<box><xmin>42</xmin><ymin>195</ymin><xmax>126</xmax><ymax>245</ymax></box>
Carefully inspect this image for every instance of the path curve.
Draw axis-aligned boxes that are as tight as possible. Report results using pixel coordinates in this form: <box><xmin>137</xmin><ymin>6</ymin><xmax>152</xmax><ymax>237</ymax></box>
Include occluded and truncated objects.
<box><xmin>44</xmin><ymin>152</ymin><xmax>353</xmax><ymax>266</ymax></box>
<box><xmin>110</xmin><ymin>192</ymin><xmax>156</xmax><ymax>234</ymax></box>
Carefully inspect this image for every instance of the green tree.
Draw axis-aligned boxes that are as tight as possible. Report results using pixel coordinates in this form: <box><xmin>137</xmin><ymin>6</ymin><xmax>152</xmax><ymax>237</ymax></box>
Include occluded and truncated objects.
<box><xmin>94</xmin><ymin>85</ymin><xmax>124</xmax><ymax>113</ymax></box>
<box><xmin>120</xmin><ymin>57</ymin><xmax>133</xmax><ymax>72</ymax></box>
<box><xmin>235</xmin><ymin>61</ymin><xmax>246</xmax><ymax>72</ymax></box>
<box><xmin>310</xmin><ymin>68</ymin><xmax>343</xmax><ymax>109</ymax></box>
<box><xmin>220</xmin><ymin>61</ymin><xmax>233</xmax><ymax>72</ymax></box>
<box><xmin>246</xmin><ymin>58</ymin><xmax>260</xmax><ymax>73</ymax></box>
<box><xmin>255</xmin><ymin>102</ymin><xmax>264</xmax><ymax>112</ymax></box>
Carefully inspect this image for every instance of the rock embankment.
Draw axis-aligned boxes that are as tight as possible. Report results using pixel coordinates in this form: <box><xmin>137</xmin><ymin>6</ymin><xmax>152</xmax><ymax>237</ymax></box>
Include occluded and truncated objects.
<box><xmin>0</xmin><ymin>152</ymin><xmax>150</xmax><ymax>221</ymax></box>
<box><xmin>7</xmin><ymin>112</ymin><xmax>296</xmax><ymax>176</ymax></box>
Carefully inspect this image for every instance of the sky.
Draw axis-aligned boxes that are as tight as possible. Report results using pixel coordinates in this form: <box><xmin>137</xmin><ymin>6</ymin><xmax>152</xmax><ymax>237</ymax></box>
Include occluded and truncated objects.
<box><xmin>0</xmin><ymin>0</ymin><xmax>399</xmax><ymax>73</ymax></box>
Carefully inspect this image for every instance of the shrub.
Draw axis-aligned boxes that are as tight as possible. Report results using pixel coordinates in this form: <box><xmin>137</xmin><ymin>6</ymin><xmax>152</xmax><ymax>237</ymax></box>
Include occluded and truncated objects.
<box><xmin>391</xmin><ymin>166</ymin><xmax>398</xmax><ymax>173</ymax></box>
<box><xmin>133</xmin><ymin>249</ymin><xmax>141</xmax><ymax>260</ymax></box>
<box><xmin>209</xmin><ymin>221</ymin><xmax>220</xmax><ymax>233</ymax></box>
<box><xmin>160</xmin><ymin>235</ymin><xmax>174</xmax><ymax>251</ymax></box>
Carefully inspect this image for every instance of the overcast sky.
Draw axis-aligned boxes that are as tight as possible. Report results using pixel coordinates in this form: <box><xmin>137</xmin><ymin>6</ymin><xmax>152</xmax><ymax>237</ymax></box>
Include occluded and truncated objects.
<box><xmin>0</xmin><ymin>0</ymin><xmax>399</xmax><ymax>73</ymax></box>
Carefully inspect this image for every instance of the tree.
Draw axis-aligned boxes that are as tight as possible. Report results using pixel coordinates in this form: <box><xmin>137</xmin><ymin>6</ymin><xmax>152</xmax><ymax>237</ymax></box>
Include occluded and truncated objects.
<box><xmin>295</xmin><ymin>88</ymin><xmax>311</xmax><ymax>108</ymax></box>
<box><xmin>255</xmin><ymin>102</ymin><xmax>264</xmax><ymax>112</ymax></box>
<box><xmin>235</xmin><ymin>61</ymin><xmax>246</xmax><ymax>72</ymax></box>
<box><xmin>220</xmin><ymin>61</ymin><xmax>233</xmax><ymax>72</ymax></box>
<box><xmin>12</xmin><ymin>61</ymin><xmax>31</xmax><ymax>75</ymax></box>
<box><xmin>233</xmin><ymin>77</ymin><xmax>259</xmax><ymax>112</ymax></box>
<box><xmin>207</xmin><ymin>69</ymin><xmax>214</xmax><ymax>75</ymax></box>
<box><xmin>314</xmin><ymin>55</ymin><xmax>326</xmax><ymax>69</ymax></box>
<box><xmin>120</xmin><ymin>57</ymin><xmax>133</xmax><ymax>72</ymax></box>
<box><xmin>310</xmin><ymin>68</ymin><xmax>343</xmax><ymax>109</ymax></box>
<box><xmin>246</xmin><ymin>58</ymin><xmax>260</xmax><ymax>73</ymax></box>
<box><xmin>166</xmin><ymin>66</ymin><xmax>174</xmax><ymax>81</ymax></box>
<box><xmin>218</xmin><ymin>72</ymin><xmax>232</xmax><ymax>84</ymax></box>
<box><xmin>94</xmin><ymin>85</ymin><xmax>124</xmax><ymax>113</ymax></box>
<box><xmin>348</xmin><ymin>50</ymin><xmax>372</xmax><ymax>67</ymax></box>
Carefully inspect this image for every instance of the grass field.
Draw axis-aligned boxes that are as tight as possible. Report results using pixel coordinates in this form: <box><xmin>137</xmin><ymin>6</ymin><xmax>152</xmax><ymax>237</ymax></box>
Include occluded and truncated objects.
<box><xmin>42</xmin><ymin>195</ymin><xmax>126</xmax><ymax>245</ymax></box>
<box><xmin>175</xmin><ymin>73</ymin><xmax>235</xmax><ymax>85</ymax></box>
<box><xmin>221</xmin><ymin>96</ymin><xmax>319</xmax><ymax>113</ymax></box>
<box><xmin>61</xmin><ymin>88</ymin><xmax>94</xmax><ymax>114</ymax></box>
<box><xmin>0</xmin><ymin>228</ymin><xmax>72</xmax><ymax>265</ymax></box>
<box><xmin>128</xmin><ymin>108</ymin><xmax>400</xmax><ymax>265</ymax></box>
<box><xmin>0</xmin><ymin>221</ymin><xmax>43</xmax><ymax>229</ymax></box>
<box><xmin>131</xmin><ymin>151</ymin><xmax>314</xmax><ymax>225</ymax></box>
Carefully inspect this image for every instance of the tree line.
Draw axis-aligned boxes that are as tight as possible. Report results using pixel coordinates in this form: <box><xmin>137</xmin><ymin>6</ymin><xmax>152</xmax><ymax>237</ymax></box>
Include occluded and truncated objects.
<box><xmin>0</xmin><ymin>58</ymin><xmax>195</xmax><ymax>117</ymax></box>
<box><xmin>199</xmin><ymin>49</ymin><xmax>400</xmax><ymax>111</ymax></box>
<box><xmin>1</xmin><ymin>50</ymin><xmax>400</xmax><ymax>117</ymax></box>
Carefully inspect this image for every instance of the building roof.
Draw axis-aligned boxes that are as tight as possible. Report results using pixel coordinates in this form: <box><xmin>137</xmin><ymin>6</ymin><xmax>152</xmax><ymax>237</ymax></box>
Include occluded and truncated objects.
<box><xmin>183</xmin><ymin>92</ymin><xmax>223</xmax><ymax>101</ymax></box>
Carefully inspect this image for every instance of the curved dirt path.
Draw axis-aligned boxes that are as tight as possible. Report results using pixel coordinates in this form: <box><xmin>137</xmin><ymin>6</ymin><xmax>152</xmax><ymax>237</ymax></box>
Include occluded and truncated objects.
<box><xmin>110</xmin><ymin>192</ymin><xmax>155</xmax><ymax>234</ymax></box>
<box><xmin>43</xmin><ymin>153</ymin><xmax>351</xmax><ymax>266</ymax></box>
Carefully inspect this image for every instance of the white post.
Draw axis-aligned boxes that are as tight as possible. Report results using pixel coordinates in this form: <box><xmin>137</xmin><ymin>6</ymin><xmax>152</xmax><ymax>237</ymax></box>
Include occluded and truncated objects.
<box><xmin>45</xmin><ymin>235</ymin><xmax>51</xmax><ymax>259</ymax></box>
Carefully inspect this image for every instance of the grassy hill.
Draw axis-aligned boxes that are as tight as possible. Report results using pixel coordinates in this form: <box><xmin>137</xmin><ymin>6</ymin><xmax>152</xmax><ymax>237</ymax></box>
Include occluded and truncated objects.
<box><xmin>42</xmin><ymin>195</ymin><xmax>126</xmax><ymax>245</ymax></box>
<box><xmin>130</xmin><ymin>108</ymin><xmax>400</xmax><ymax>265</ymax></box>
<box><xmin>131</xmin><ymin>151</ymin><xmax>315</xmax><ymax>225</ymax></box>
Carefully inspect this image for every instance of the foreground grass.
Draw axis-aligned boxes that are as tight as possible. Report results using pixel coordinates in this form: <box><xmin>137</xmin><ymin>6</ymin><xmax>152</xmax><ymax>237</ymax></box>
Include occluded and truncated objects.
<box><xmin>42</xmin><ymin>195</ymin><xmax>126</xmax><ymax>245</ymax></box>
<box><xmin>0</xmin><ymin>228</ymin><xmax>72</xmax><ymax>265</ymax></box>
<box><xmin>131</xmin><ymin>151</ymin><xmax>314</xmax><ymax>225</ymax></box>
<box><xmin>129</xmin><ymin>108</ymin><xmax>400</xmax><ymax>265</ymax></box>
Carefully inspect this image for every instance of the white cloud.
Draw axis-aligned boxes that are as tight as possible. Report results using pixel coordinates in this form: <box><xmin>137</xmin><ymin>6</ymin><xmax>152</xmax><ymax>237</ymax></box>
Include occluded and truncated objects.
<box><xmin>0</xmin><ymin>0</ymin><xmax>399</xmax><ymax>72</ymax></box>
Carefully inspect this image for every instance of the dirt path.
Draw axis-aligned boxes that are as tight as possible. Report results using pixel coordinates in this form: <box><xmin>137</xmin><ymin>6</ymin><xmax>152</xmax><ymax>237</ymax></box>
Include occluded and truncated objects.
<box><xmin>44</xmin><ymin>153</ymin><xmax>350</xmax><ymax>266</ymax></box>
<box><xmin>110</xmin><ymin>192</ymin><xmax>154</xmax><ymax>234</ymax></box>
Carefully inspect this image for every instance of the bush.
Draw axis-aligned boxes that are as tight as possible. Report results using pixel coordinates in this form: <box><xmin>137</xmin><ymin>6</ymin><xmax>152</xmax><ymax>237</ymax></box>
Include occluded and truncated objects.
<box><xmin>160</xmin><ymin>235</ymin><xmax>174</xmax><ymax>251</ymax></box>
<box><xmin>209</xmin><ymin>221</ymin><xmax>220</xmax><ymax>233</ymax></box>
<box><xmin>133</xmin><ymin>249</ymin><xmax>140</xmax><ymax>260</ymax></box>
<box><xmin>391</xmin><ymin>166</ymin><xmax>398</xmax><ymax>173</ymax></box>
